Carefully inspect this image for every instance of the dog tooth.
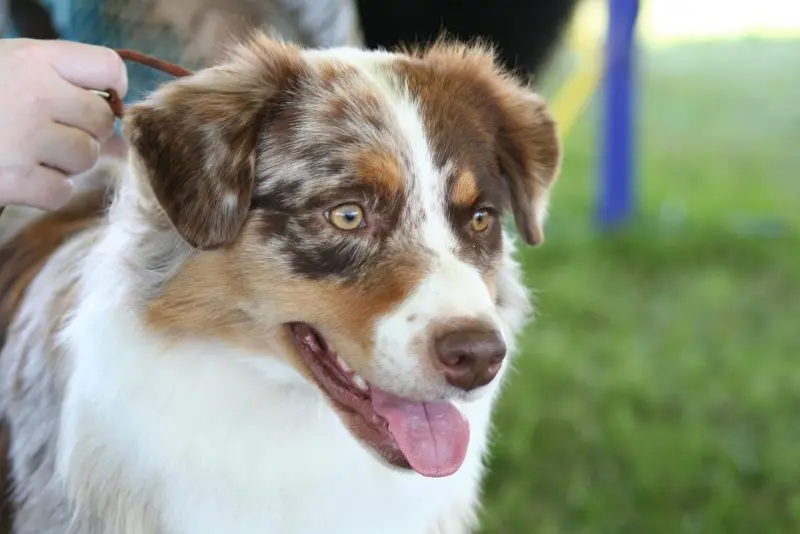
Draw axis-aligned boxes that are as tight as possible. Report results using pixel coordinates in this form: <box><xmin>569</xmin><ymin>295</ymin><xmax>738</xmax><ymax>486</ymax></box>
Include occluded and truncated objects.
<box><xmin>353</xmin><ymin>375</ymin><xmax>368</xmax><ymax>391</ymax></box>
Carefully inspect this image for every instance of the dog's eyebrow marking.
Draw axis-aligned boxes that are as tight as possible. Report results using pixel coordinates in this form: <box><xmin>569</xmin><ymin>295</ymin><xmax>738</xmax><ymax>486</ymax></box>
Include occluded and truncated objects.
<box><xmin>450</xmin><ymin>171</ymin><xmax>480</xmax><ymax>207</ymax></box>
<box><xmin>353</xmin><ymin>147</ymin><xmax>404</xmax><ymax>196</ymax></box>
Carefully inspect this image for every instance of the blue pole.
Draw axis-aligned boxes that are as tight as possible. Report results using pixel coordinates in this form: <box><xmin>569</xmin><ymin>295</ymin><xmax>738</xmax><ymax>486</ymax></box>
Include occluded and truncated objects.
<box><xmin>598</xmin><ymin>0</ymin><xmax>639</xmax><ymax>228</ymax></box>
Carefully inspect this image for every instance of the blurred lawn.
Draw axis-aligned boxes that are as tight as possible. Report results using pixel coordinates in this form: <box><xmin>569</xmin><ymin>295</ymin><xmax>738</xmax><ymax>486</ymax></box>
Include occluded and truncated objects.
<box><xmin>480</xmin><ymin>38</ymin><xmax>800</xmax><ymax>534</ymax></box>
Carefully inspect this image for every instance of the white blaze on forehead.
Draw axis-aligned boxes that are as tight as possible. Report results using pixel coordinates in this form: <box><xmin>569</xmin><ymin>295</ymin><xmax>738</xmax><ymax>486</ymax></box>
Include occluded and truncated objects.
<box><xmin>389</xmin><ymin>94</ymin><xmax>458</xmax><ymax>255</ymax></box>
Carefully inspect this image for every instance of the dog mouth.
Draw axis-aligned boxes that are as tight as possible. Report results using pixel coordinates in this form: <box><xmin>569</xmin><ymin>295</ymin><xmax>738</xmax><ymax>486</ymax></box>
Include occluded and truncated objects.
<box><xmin>287</xmin><ymin>322</ymin><xmax>470</xmax><ymax>478</ymax></box>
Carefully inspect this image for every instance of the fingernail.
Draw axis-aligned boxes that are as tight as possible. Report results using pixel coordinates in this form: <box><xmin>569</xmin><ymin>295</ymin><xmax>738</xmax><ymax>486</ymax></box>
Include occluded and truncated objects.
<box><xmin>53</xmin><ymin>178</ymin><xmax>75</xmax><ymax>210</ymax></box>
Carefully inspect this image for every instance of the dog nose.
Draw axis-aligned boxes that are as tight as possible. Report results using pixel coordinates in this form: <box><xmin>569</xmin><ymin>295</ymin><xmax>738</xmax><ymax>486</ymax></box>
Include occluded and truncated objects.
<box><xmin>433</xmin><ymin>329</ymin><xmax>507</xmax><ymax>391</ymax></box>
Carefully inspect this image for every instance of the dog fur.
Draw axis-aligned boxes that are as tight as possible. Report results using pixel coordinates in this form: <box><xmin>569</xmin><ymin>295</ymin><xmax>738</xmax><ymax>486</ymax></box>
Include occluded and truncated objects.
<box><xmin>0</xmin><ymin>34</ymin><xmax>561</xmax><ymax>534</ymax></box>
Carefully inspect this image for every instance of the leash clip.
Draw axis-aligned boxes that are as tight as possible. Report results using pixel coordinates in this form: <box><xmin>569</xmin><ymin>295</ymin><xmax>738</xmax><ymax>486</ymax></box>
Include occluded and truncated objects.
<box><xmin>89</xmin><ymin>88</ymin><xmax>124</xmax><ymax>119</ymax></box>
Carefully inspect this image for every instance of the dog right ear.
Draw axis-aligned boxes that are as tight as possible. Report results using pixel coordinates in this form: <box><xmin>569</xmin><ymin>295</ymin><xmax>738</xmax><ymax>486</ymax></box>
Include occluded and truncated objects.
<box><xmin>123</xmin><ymin>37</ymin><xmax>304</xmax><ymax>250</ymax></box>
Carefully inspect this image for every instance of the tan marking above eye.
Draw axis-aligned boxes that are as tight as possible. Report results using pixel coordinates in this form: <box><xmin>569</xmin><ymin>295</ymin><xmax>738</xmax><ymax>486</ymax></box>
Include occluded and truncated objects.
<box><xmin>470</xmin><ymin>209</ymin><xmax>492</xmax><ymax>232</ymax></box>
<box><xmin>354</xmin><ymin>148</ymin><xmax>404</xmax><ymax>196</ymax></box>
<box><xmin>328</xmin><ymin>203</ymin><xmax>366</xmax><ymax>231</ymax></box>
<box><xmin>451</xmin><ymin>170</ymin><xmax>480</xmax><ymax>207</ymax></box>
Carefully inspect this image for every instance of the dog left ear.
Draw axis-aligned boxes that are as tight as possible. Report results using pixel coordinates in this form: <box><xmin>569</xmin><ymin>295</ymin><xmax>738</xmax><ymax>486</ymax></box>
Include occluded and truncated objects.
<box><xmin>123</xmin><ymin>37</ymin><xmax>304</xmax><ymax>250</ymax></box>
<box><xmin>494</xmin><ymin>85</ymin><xmax>562</xmax><ymax>247</ymax></box>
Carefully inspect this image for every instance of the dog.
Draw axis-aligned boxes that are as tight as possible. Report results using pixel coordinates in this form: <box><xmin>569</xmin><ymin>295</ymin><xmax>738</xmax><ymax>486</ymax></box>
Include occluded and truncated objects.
<box><xmin>0</xmin><ymin>33</ymin><xmax>561</xmax><ymax>534</ymax></box>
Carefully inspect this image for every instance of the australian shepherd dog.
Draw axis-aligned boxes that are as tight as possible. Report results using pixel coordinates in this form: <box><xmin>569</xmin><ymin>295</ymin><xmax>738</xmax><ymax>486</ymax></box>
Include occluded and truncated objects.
<box><xmin>0</xmin><ymin>33</ymin><xmax>561</xmax><ymax>534</ymax></box>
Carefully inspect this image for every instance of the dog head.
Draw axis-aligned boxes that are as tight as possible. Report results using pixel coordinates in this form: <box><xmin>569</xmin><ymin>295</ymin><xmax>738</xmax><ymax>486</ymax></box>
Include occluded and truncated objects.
<box><xmin>123</xmin><ymin>34</ymin><xmax>561</xmax><ymax>478</ymax></box>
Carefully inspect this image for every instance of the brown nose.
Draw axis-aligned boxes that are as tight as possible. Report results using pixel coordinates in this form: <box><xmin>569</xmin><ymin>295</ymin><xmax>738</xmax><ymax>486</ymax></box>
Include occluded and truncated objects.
<box><xmin>433</xmin><ymin>329</ymin><xmax>507</xmax><ymax>391</ymax></box>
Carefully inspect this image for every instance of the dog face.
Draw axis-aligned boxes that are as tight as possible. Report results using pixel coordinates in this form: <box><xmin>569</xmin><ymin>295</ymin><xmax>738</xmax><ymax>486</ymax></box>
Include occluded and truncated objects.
<box><xmin>124</xmin><ymin>35</ymin><xmax>561</xmax><ymax>478</ymax></box>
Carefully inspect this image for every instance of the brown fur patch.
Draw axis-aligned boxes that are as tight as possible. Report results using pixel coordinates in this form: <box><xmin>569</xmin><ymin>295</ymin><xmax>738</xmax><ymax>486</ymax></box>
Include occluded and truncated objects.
<box><xmin>450</xmin><ymin>170</ymin><xmax>480</xmax><ymax>207</ymax></box>
<box><xmin>320</xmin><ymin>61</ymin><xmax>358</xmax><ymax>84</ymax></box>
<box><xmin>144</xmin><ymin>250</ymin><xmax>257</xmax><ymax>348</ymax></box>
<box><xmin>353</xmin><ymin>148</ymin><xmax>404</xmax><ymax>196</ymax></box>
<box><xmin>0</xmin><ymin>191</ymin><xmax>106</xmax><ymax>350</ymax></box>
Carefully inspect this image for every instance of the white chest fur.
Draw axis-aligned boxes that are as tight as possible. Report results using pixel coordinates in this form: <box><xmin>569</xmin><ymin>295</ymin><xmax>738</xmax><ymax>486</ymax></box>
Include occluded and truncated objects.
<box><xmin>58</xmin><ymin>308</ymin><xmax>493</xmax><ymax>534</ymax></box>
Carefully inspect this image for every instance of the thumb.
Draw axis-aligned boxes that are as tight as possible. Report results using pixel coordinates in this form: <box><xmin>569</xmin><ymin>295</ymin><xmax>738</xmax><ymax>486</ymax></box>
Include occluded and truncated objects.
<box><xmin>39</xmin><ymin>40</ymin><xmax>128</xmax><ymax>97</ymax></box>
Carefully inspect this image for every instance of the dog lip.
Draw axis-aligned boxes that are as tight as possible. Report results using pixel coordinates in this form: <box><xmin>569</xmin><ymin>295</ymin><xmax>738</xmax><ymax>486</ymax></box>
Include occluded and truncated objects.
<box><xmin>286</xmin><ymin>322</ymin><xmax>410</xmax><ymax>470</ymax></box>
<box><xmin>288</xmin><ymin>322</ymin><xmax>370</xmax><ymax>405</ymax></box>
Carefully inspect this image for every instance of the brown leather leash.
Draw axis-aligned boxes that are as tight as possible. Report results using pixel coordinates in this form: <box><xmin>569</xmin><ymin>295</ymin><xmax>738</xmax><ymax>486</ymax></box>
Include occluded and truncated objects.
<box><xmin>0</xmin><ymin>50</ymin><xmax>192</xmax><ymax>218</ymax></box>
<box><xmin>97</xmin><ymin>49</ymin><xmax>195</xmax><ymax>118</ymax></box>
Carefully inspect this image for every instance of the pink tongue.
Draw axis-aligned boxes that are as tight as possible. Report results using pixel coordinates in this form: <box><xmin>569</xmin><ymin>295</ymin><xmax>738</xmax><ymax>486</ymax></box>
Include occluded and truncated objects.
<box><xmin>371</xmin><ymin>388</ymin><xmax>470</xmax><ymax>478</ymax></box>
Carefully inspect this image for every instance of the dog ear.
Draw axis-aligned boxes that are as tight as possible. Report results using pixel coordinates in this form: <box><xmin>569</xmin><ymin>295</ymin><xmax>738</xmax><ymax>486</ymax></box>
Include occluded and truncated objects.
<box><xmin>494</xmin><ymin>86</ymin><xmax>562</xmax><ymax>247</ymax></box>
<box><xmin>413</xmin><ymin>39</ymin><xmax>562</xmax><ymax>247</ymax></box>
<box><xmin>123</xmin><ymin>37</ymin><xmax>304</xmax><ymax>250</ymax></box>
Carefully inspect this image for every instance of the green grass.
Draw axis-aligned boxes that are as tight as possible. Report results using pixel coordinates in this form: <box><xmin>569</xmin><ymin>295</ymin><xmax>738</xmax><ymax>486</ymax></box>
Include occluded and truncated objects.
<box><xmin>479</xmin><ymin>38</ymin><xmax>800</xmax><ymax>534</ymax></box>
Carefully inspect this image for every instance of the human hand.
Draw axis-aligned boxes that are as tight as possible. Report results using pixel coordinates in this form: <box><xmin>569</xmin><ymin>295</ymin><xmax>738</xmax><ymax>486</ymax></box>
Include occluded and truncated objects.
<box><xmin>0</xmin><ymin>39</ymin><xmax>127</xmax><ymax>211</ymax></box>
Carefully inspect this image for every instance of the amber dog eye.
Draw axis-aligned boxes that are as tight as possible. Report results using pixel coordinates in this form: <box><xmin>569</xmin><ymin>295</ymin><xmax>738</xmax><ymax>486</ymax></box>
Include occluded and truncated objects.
<box><xmin>470</xmin><ymin>209</ymin><xmax>492</xmax><ymax>232</ymax></box>
<box><xmin>327</xmin><ymin>203</ymin><xmax>366</xmax><ymax>231</ymax></box>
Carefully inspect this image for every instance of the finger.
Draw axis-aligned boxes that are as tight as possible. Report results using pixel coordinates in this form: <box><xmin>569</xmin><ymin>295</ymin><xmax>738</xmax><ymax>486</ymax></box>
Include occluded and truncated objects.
<box><xmin>48</xmin><ymin>80</ymin><xmax>116</xmax><ymax>143</ymax></box>
<box><xmin>101</xmin><ymin>132</ymin><xmax>129</xmax><ymax>158</ymax></box>
<box><xmin>37</xmin><ymin>40</ymin><xmax>128</xmax><ymax>98</ymax></box>
<box><xmin>0</xmin><ymin>165</ymin><xmax>73</xmax><ymax>211</ymax></box>
<box><xmin>35</xmin><ymin>123</ymin><xmax>100</xmax><ymax>176</ymax></box>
